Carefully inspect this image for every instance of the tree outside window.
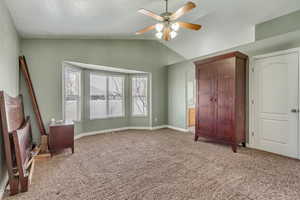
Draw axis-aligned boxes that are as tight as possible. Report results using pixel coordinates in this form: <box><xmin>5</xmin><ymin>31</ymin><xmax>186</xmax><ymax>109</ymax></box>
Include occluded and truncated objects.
<box><xmin>132</xmin><ymin>76</ymin><xmax>148</xmax><ymax>116</ymax></box>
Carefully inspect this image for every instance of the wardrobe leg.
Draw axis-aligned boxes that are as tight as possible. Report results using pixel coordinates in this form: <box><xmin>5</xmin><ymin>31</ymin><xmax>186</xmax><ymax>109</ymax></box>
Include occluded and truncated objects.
<box><xmin>242</xmin><ymin>142</ymin><xmax>246</xmax><ymax>147</ymax></box>
<box><xmin>194</xmin><ymin>135</ymin><xmax>198</xmax><ymax>142</ymax></box>
<box><xmin>231</xmin><ymin>144</ymin><xmax>237</xmax><ymax>153</ymax></box>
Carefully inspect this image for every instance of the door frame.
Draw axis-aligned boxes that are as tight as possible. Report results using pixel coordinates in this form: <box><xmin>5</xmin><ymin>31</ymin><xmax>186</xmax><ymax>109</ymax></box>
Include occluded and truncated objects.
<box><xmin>249</xmin><ymin>47</ymin><xmax>300</xmax><ymax>158</ymax></box>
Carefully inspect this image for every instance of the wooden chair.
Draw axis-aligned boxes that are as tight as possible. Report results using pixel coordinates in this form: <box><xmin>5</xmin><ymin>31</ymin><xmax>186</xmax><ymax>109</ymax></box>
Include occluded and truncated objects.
<box><xmin>0</xmin><ymin>91</ymin><xmax>34</xmax><ymax>195</ymax></box>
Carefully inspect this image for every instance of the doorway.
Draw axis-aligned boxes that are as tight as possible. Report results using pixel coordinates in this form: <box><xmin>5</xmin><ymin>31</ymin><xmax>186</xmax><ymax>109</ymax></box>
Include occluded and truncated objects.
<box><xmin>187</xmin><ymin>71</ymin><xmax>196</xmax><ymax>133</ymax></box>
<box><xmin>251</xmin><ymin>49</ymin><xmax>300</xmax><ymax>158</ymax></box>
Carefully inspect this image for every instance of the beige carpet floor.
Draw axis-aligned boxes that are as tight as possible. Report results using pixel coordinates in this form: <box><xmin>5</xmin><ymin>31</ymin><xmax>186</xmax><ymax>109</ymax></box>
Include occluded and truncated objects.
<box><xmin>5</xmin><ymin>129</ymin><xmax>300</xmax><ymax>200</ymax></box>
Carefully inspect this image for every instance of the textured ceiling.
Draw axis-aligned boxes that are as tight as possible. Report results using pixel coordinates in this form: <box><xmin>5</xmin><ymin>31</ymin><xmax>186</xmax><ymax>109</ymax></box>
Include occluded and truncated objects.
<box><xmin>4</xmin><ymin>0</ymin><xmax>206</xmax><ymax>39</ymax></box>
<box><xmin>160</xmin><ymin>0</ymin><xmax>300</xmax><ymax>59</ymax></box>
<box><xmin>5</xmin><ymin>0</ymin><xmax>300</xmax><ymax>59</ymax></box>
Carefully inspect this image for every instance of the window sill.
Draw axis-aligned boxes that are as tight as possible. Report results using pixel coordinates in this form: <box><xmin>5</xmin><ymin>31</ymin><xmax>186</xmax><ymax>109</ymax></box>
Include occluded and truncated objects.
<box><xmin>89</xmin><ymin>116</ymin><xmax>126</xmax><ymax>121</ymax></box>
<box><xmin>131</xmin><ymin>115</ymin><xmax>148</xmax><ymax>118</ymax></box>
<box><xmin>62</xmin><ymin>120</ymin><xmax>82</xmax><ymax>123</ymax></box>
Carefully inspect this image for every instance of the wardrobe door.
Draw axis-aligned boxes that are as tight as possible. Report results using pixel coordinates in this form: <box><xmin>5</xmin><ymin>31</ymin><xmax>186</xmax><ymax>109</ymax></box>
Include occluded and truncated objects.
<box><xmin>216</xmin><ymin>58</ymin><xmax>235</xmax><ymax>141</ymax></box>
<box><xmin>196</xmin><ymin>65</ymin><xmax>216</xmax><ymax>137</ymax></box>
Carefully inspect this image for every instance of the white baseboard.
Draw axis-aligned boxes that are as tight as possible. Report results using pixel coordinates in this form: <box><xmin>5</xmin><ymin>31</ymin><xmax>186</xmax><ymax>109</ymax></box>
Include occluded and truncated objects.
<box><xmin>74</xmin><ymin>127</ymin><xmax>129</xmax><ymax>140</ymax></box>
<box><xmin>126</xmin><ymin>125</ymin><xmax>169</xmax><ymax>130</ymax></box>
<box><xmin>151</xmin><ymin>125</ymin><xmax>168</xmax><ymax>130</ymax></box>
<box><xmin>167</xmin><ymin>125</ymin><xmax>189</xmax><ymax>133</ymax></box>
<box><xmin>74</xmin><ymin>125</ymin><xmax>169</xmax><ymax>140</ymax></box>
<box><xmin>245</xmin><ymin>142</ymin><xmax>257</xmax><ymax>149</ymax></box>
<box><xmin>0</xmin><ymin>173</ymin><xmax>8</xmax><ymax>200</ymax></box>
<box><xmin>126</xmin><ymin>126</ymin><xmax>152</xmax><ymax>130</ymax></box>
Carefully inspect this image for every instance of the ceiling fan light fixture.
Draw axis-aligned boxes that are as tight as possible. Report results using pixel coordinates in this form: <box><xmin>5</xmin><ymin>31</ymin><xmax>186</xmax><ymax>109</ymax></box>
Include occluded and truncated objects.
<box><xmin>136</xmin><ymin>0</ymin><xmax>201</xmax><ymax>41</ymax></box>
<box><xmin>156</xmin><ymin>32</ymin><xmax>163</xmax><ymax>39</ymax></box>
<box><xmin>170</xmin><ymin>31</ymin><xmax>177</xmax><ymax>39</ymax></box>
<box><xmin>155</xmin><ymin>23</ymin><xmax>164</xmax><ymax>32</ymax></box>
<box><xmin>171</xmin><ymin>22</ymin><xmax>180</xmax><ymax>31</ymax></box>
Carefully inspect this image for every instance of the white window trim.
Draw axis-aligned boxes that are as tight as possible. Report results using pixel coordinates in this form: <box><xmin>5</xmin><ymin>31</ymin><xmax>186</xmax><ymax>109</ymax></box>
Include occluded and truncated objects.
<box><xmin>62</xmin><ymin>64</ymin><xmax>82</xmax><ymax>122</ymax></box>
<box><xmin>131</xmin><ymin>75</ymin><xmax>148</xmax><ymax>117</ymax></box>
<box><xmin>89</xmin><ymin>71</ymin><xmax>125</xmax><ymax>120</ymax></box>
<box><xmin>108</xmin><ymin>74</ymin><xmax>125</xmax><ymax>118</ymax></box>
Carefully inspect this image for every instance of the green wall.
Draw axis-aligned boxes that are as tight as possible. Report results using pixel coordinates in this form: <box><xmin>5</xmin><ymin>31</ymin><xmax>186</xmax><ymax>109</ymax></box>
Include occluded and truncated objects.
<box><xmin>0</xmin><ymin>0</ymin><xmax>20</xmax><ymax>195</ymax></box>
<box><xmin>167</xmin><ymin>30</ymin><xmax>300</xmax><ymax>142</ymax></box>
<box><xmin>2</xmin><ymin>4</ymin><xmax>299</xmax><ymax>192</ymax></box>
<box><xmin>20</xmin><ymin>39</ymin><xmax>184</xmax><ymax>140</ymax></box>
<box><xmin>168</xmin><ymin>62</ymin><xmax>194</xmax><ymax>129</ymax></box>
<box><xmin>256</xmin><ymin>10</ymin><xmax>300</xmax><ymax>41</ymax></box>
<box><xmin>80</xmin><ymin>69</ymin><xmax>131</xmax><ymax>133</ymax></box>
<box><xmin>65</xmin><ymin>66</ymin><xmax>151</xmax><ymax>134</ymax></box>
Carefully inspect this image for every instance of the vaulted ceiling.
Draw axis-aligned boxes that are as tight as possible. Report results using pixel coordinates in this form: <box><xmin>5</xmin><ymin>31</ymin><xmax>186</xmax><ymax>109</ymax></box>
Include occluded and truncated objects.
<box><xmin>5</xmin><ymin>0</ymin><xmax>300</xmax><ymax>60</ymax></box>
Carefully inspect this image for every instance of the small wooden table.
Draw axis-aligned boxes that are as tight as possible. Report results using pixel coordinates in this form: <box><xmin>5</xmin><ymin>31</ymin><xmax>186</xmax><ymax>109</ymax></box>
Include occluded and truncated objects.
<box><xmin>49</xmin><ymin>121</ymin><xmax>74</xmax><ymax>155</ymax></box>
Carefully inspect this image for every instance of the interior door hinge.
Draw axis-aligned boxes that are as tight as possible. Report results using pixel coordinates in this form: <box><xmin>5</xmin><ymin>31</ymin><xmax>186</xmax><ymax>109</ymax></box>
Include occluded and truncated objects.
<box><xmin>251</xmin><ymin>68</ymin><xmax>254</xmax><ymax>72</ymax></box>
<box><xmin>252</xmin><ymin>132</ymin><xmax>254</xmax><ymax>136</ymax></box>
<box><xmin>251</xmin><ymin>100</ymin><xmax>254</xmax><ymax>104</ymax></box>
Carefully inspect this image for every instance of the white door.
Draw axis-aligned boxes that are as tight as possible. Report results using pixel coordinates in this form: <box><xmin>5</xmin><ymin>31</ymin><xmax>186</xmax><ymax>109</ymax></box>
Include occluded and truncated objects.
<box><xmin>253</xmin><ymin>52</ymin><xmax>299</xmax><ymax>158</ymax></box>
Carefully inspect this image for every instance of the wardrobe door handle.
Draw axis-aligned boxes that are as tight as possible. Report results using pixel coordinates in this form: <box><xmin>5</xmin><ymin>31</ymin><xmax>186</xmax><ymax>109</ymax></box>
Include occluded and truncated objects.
<box><xmin>210</xmin><ymin>97</ymin><xmax>217</xmax><ymax>102</ymax></box>
<box><xmin>291</xmin><ymin>109</ymin><xmax>299</xmax><ymax>113</ymax></box>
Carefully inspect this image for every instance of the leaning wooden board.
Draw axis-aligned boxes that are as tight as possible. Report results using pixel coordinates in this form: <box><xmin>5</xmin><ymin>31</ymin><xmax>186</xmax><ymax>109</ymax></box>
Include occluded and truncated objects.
<box><xmin>19</xmin><ymin>56</ymin><xmax>48</xmax><ymax>152</ymax></box>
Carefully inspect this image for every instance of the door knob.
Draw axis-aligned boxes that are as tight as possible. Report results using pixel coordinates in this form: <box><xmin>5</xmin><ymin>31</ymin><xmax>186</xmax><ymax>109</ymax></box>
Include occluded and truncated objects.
<box><xmin>291</xmin><ymin>109</ymin><xmax>299</xmax><ymax>113</ymax></box>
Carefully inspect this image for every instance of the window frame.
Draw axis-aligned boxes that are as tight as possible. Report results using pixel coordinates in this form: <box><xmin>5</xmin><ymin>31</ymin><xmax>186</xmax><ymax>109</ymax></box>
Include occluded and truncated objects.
<box><xmin>62</xmin><ymin>65</ymin><xmax>82</xmax><ymax>122</ymax></box>
<box><xmin>108</xmin><ymin>74</ymin><xmax>125</xmax><ymax>118</ymax></box>
<box><xmin>131</xmin><ymin>75</ymin><xmax>148</xmax><ymax>117</ymax></box>
<box><xmin>89</xmin><ymin>71</ymin><xmax>125</xmax><ymax>120</ymax></box>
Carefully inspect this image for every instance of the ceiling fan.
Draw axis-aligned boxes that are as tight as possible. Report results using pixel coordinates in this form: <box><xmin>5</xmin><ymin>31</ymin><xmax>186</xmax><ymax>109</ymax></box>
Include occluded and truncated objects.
<box><xmin>136</xmin><ymin>0</ymin><xmax>202</xmax><ymax>41</ymax></box>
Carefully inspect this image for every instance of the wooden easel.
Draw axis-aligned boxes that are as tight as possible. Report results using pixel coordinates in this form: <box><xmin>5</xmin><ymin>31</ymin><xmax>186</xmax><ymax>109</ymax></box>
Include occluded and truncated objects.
<box><xmin>19</xmin><ymin>56</ymin><xmax>49</xmax><ymax>153</ymax></box>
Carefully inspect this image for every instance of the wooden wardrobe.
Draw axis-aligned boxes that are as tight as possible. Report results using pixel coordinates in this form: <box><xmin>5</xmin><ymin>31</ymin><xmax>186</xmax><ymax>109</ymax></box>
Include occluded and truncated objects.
<box><xmin>194</xmin><ymin>52</ymin><xmax>248</xmax><ymax>152</ymax></box>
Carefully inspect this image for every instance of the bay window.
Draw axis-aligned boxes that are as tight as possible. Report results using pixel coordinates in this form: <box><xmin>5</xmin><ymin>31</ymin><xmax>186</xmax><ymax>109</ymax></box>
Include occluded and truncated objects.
<box><xmin>89</xmin><ymin>73</ymin><xmax>124</xmax><ymax>119</ymax></box>
<box><xmin>132</xmin><ymin>76</ymin><xmax>148</xmax><ymax>116</ymax></box>
<box><xmin>63</xmin><ymin>66</ymin><xmax>81</xmax><ymax>121</ymax></box>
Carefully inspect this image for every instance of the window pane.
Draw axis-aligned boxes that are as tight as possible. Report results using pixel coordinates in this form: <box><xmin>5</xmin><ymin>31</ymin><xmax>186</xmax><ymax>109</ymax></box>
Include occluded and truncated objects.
<box><xmin>132</xmin><ymin>77</ymin><xmax>147</xmax><ymax>116</ymax></box>
<box><xmin>108</xmin><ymin>76</ymin><xmax>124</xmax><ymax>117</ymax></box>
<box><xmin>64</xmin><ymin>68</ymin><xmax>81</xmax><ymax>121</ymax></box>
<box><xmin>65</xmin><ymin>69</ymin><xmax>80</xmax><ymax>96</ymax></box>
<box><xmin>65</xmin><ymin>100</ymin><xmax>79</xmax><ymax>121</ymax></box>
<box><xmin>90</xmin><ymin>74</ymin><xmax>107</xmax><ymax>119</ymax></box>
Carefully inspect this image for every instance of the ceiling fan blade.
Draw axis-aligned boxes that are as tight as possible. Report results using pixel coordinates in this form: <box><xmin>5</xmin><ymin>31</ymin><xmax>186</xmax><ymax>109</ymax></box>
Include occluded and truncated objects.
<box><xmin>163</xmin><ymin>27</ymin><xmax>171</xmax><ymax>41</ymax></box>
<box><xmin>135</xmin><ymin>25</ymin><xmax>156</xmax><ymax>35</ymax></box>
<box><xmin>178</xmin><ymin>21</ymin><xmax>202</xmax><ymax>30</ymax></box>
<box><xmin>138</xmin><ymin>9</ymin><xmax>164</xmax><ymax>21</ymax></box>
<box><xmin>170</xmin><ymin>2</ymin><xmax>196</xmax><ymax>21</ymax></box>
